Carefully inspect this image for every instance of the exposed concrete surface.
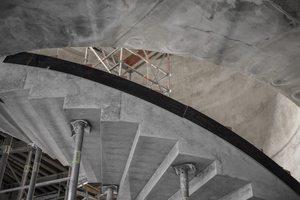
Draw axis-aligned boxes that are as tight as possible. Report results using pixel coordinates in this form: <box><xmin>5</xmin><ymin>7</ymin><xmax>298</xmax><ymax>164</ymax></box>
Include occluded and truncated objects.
<box><xmin>120</xmin><ymin>90</ymin><xmax>299</xmax><ymax>199</ymax></box>
<box><xmin>134</xmin><ymin>54</ymin><xmax>300</xmax><ymax>182</ymax></box>
<box><xmin>13</xmin><ymin>47</ymin><xmax>300</xmax><ymax>187</ymax></box>
<box><xmin>127</xmin><ymin>136</ymin><xmax>177</xmax><ymax>199</ymax></box>
<box><xmin>0</xmin><ymin>61</ymin><xmax>299</xmax><ymax>199</ymax></box>
<box><xmin>24</xmin><ymin>47</ymin><xmax>300</xmax><ymax>183</ymax></box>
<box><xmin>1</xmin><ymin>0</ymin><xmax>300</xmax><ymax>110</ymax></box>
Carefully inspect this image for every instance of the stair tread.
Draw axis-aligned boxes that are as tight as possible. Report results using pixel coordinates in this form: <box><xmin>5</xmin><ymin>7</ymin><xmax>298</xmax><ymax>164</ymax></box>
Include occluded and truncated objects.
<box><xmin>30</xmin><ymin>97</ymin><xmax>70</xmax><ymax>165</ymax></box>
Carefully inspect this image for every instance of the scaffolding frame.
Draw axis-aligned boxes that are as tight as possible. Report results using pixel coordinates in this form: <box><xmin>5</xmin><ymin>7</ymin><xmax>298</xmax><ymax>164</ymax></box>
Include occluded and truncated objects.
<box><xmin>86</xmin><ymin>47</ymin><xmax>172</xmax><ymax>96</ymax></box>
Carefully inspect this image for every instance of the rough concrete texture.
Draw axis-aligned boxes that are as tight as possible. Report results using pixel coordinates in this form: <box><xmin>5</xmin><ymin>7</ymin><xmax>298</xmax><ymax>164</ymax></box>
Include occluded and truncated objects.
<box><xmin>1</xmin><ymin>0</ymin><xmax>300</xmax><ymax>110</ymax></box>
<box><xmin>126</xmin><ymin>53</ymin><xmax>300</xmax><ymax>182</ymax></box>
<box><xmin>162</xmin><ymin>55</ymin><xmax>300</xmax><ymax>180</ymax></box>
<box><xmin>0</xmin><ymin>61</ymin><xmax>299</xmax><ymax>199</ymax></box>
<box><xmin>34</xmin><ymin>47</ymin><xmax>300</xmax><ymax>182</ymax></box>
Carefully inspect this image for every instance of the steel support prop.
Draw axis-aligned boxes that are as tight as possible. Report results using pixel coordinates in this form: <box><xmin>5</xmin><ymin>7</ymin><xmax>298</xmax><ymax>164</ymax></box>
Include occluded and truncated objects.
<box><xmin>107</xmin><ymin>187</ymin><xmax>114</xmax><ymax>200</ymax></box>
<box><xmin>173</xmin><ymin>164</ymin><xmax>196</xmax><ymax>200</ymax></box>
<box><xmin>101</xmin><ymin>185</ymin><xmax>117</xmax><ymax>200</ymax></box>
<box><xmin>17</xmin><ymin>148</ymin><xmax>33</xmax><ymax>200</ymax></box>
<box><xmin>0</xmin><ymin>135</ymin><xmax>13</xmax><ymax>188</ymax></box>
<box><xmin>26</xmin><ymin>147</ymin><xmax>42</xmax><ymax>200</ymax></box>
<box><xmin>64</xmin><ymin>167</ymin><xmax>72</xmax><ymax>200</ymax></box>
<box><xmin>68</xmin><ymin>120</ymin><xmax>90</xmax><ymax>200</ymax></box>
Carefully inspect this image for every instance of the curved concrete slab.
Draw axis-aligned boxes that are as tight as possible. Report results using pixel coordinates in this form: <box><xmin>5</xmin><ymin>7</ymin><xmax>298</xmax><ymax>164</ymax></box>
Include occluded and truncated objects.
<box><xmin>1</xmin><ymin>0</ymin><xmax>300</xmax><ymax>108</ymax></box>
<box><xmin>1</xmin><ymin>53</ymin><xmax>300</xmax><ymax>199</ymax></box>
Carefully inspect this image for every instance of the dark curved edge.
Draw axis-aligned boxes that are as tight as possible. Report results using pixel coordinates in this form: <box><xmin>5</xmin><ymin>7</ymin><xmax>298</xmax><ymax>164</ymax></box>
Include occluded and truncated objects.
<box><xmin>4</xmin><ymin>52</ymin><xmax>300</xmax><ymax>196</ymax></box>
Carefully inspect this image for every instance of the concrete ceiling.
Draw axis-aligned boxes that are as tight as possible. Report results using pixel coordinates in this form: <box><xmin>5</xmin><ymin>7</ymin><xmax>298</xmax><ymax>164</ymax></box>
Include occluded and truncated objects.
<box><xmin>1</xmin><ymin>0</ymin><xmax>300</xmax><ymax>108</ymax></box>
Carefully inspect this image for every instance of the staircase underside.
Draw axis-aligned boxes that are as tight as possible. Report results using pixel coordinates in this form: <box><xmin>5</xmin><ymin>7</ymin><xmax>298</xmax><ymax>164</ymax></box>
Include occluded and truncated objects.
<box><xmin>0</xmin><ymin>54</ymin><xmax>300</xmax><ymax>199</ymax></box>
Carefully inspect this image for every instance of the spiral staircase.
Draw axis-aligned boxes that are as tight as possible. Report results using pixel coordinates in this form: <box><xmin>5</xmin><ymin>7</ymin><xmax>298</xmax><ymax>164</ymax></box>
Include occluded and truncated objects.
<box><xmin>0</xmin><ymin>53</ymin><xmax>299</xmax><ymax>199</ymax></box>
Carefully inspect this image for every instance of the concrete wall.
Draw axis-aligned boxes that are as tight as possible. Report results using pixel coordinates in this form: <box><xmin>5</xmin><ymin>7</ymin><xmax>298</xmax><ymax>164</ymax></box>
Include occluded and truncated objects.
<box><xmin>165</xmin><ymin>56</ymin><xmax>300</xmax><ymax>180</ymax></box>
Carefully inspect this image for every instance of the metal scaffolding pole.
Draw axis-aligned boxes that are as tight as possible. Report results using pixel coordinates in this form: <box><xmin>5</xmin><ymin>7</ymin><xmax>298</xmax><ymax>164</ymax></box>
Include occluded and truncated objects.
<box><xmin>0</xmin><ymin>177</ymin><xmax>70</xmax><ymax>194</ymax></box>
<box><xmin>64</xmin><ymin>167</ymin><xmax>71</xmax><ymax>200</ymax></box>
<box><xmin>95</xmin><ymin>47</ymin><xmax>119</xmax><ymax>65</ymax></box>
<box><xmin>89</xmin><ymin>47</ymin><xmax>112</xmax><ymax>73</ymax></box>
<box><xmin>125</xmin><ymin>48</ymin><xmax>169</xmax><ymax>75</ymax></box>
<box><xmin>17</xmin><ymin>148</ymin><xmax>33</xmax><ymax>200</ymax></box>
<box><xmin>83</xmin><ymin>47</ymin><xmax>88</xmax><ymax>65</ymax></box>
<box><xmin>173</xmin><ymin>164</ymin><xmax>196</xmax><ymax>200</ymax></box>
<box><xmin>167</xmin><ymin>54</ymin><xmax>171</xmax><ymax>97</ymax></box>
<box><xmin>0</xmin><ymin>146</ymin><xmax>35</xmax><ymax>155</ymax></box>
<box><xmin>6</xmin><ymin>162</ymin><xmax>21</xmax><ymax>185</ymax></box>
<box><xmin>119</xmin><ymin>48</ymin><xmax>123</xmax><ymax>76</ymax></box>
<box><xmin>26</xmin><ymin>147</ymin><xmax>42</xmax><ymax>200</ymax></box>
<box><xmin>68</xmin><ymin>120</ymin><xmax>90</xmax><ymax>200</ymax></box>
<box><xmin>143</xmin><ymin>50</ymin><xmax>163</xmax><ymax>91</ymax></box>
<box><xmin>0</xmin><ymin>135</ymin><xmax>13</xmax><ymax>188</ymax></box>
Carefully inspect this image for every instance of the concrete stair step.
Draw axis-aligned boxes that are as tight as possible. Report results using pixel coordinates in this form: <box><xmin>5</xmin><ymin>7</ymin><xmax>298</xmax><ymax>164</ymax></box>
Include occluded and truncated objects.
<box><xmin>0</xmin><ymin>102</ymin><xmax>30</xmax><ymax>143</ymax></box>
<box><xmin>167</xmin><ymin>160</ymin><xmax>254</xmax><ymax>200</ymax></box>
<box><xmin>22</xmin><ymin>67</ymin><xmax>122</xmax><ymax>121</ymax></box>
<box><xmin>118</xmin><ymin>135</ymin><xmax>178</xmax><ymax>200</ymax></box>
<box><xmin>0</xmin><ymin>89</ymin><xmax>52</xmax><ymax>147</ymax></box>
<box><xmin>122</xmin><ymin>135</ymin><xmax>178</xmax><ymax>200</ymax></box>
<box><xmin>29</xmin><ymin>97</ymin><xmax>72</xmax><ymax>166</ymax></box>
<box><xmin>188</xmin><ymin>174</ymin><xmax>249</xmax><ymax>200</ymax></box>
<box><xmin>219</xmin><ymin>183</ymin><xmax>265</xmax><ymax>200</ymax></box>
<box><xmin>0</xmin><ymin>89</ymin><xmax>73</xmax><ymax>164</ymax></box>
<box><xmin>100</xmin><ymin>121</ymin><xmax>139</xmax><ymax>185</ymax></box>
<box><xmin>133</xmin><ymin>142</ymin><xmax>214</xmax><ymax>200</ymax></box>
<box><xmin>64</xmin><ymin>108</ymin><xmax>139</xmax><ymax>183</ymax></box>
<box><xmin>0</xmin><ymin>61</ymin><xmax>298</xmax><ymax>199</ymax></box>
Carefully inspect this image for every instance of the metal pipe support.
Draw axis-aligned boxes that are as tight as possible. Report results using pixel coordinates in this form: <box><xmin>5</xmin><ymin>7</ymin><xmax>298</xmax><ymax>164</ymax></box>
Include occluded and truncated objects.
<box><xmin>68</xmin><ymin>120</ymin><xmax>89</xmax><ymax>200</ymax></box>
<box><xmin>107</xmin><ymin>187</ymin><xmax>114</xmax><ymax>200</ymax></box>
<box><xmin>0</xmin><ymin>135</ymin><xmax>13</xmax><ymax>188</ymax></box>
<box><xmin>173</xmin><ymin>164</ymin><xmax>196</xmax><ymax>200</ymax></box>
<box><xmin>26</xmin><ymin>147</ymin><xmax>42</xmax><ymax>200</ymax></box>
<box><xmin>17</xmin><ymin>148</ymin><xmax>33</xmax><ymax>200</ymax></box>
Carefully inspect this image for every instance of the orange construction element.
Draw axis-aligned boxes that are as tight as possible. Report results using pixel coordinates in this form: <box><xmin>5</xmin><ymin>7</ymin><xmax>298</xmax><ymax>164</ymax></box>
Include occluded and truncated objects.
<box><xmin>260</xmin><ymin>148</ymin><xmax>264</xmax><ymax>153</ymax></box>
<box><xmin>124</xmin><ymin>50</ymin><xmax>152</xmax><ymax>66</ymax></box>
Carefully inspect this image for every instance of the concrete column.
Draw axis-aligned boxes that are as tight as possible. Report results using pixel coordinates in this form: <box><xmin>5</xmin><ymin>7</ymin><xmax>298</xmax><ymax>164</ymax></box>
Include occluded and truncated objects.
<box><xmin>173</xmin><ymin>164</ymin><xmax>196</xmax><ymax>200</ymax></box>
<box><xmin>17</xmin><ymin>148</ymin><xmax>33</xmax><ymax>200</ymax></box>
<box><xmin>26</xmin><ymin>147</ymin><xmax>42</xmax><ymax>200</ymax></box>
<box><xmin>68</xmin><ymin>120</ymin><xmax>89</xmax><ymax>200</ymax></box>
<box><xmin>0</xmin><ymin>135</ymin><xmax>13</xmax><ymax>188</ymax></box>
